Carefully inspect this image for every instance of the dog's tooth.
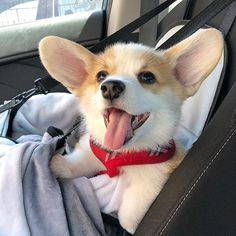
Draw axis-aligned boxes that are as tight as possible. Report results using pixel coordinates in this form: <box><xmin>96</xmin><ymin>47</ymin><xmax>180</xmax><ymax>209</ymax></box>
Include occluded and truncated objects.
<box><xmin>131</xmin><ymin>112</ymin><xmax>150</xmax><ymax>130</ymax></box>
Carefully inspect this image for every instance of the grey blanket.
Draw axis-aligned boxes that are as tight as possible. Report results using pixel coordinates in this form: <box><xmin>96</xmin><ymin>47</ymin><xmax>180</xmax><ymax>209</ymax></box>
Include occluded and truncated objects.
<box><xmin>0</xmin><ymin>93</ymin><xmax>114</xmax><ymax>236</ymax></box>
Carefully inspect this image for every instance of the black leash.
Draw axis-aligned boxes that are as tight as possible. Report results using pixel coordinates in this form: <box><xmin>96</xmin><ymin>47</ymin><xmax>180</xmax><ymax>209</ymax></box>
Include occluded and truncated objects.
<box><xmin>56</xmin><ymin>117</ymin><xmax>83</xmax><ymax>150</ymax></box>
<box><xmin>0</xmin><ymin>76</ymin><xmax>52</xmax><ymax>114</ymax></box>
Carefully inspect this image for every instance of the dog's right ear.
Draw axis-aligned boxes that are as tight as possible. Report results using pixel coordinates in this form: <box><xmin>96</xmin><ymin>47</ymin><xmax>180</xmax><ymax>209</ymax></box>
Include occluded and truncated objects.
<box><xmin>39</xmin><ymin>36</ymin><xmax>95</xmax><ymax>92</ymax></box>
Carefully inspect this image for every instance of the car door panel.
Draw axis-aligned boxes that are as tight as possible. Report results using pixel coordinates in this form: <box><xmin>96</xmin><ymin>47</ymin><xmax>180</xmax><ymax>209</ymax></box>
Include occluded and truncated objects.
<box><xmin>0</xmin><ymin>9</ymin><xmax>105</xmax><ymax>103</ymax></box>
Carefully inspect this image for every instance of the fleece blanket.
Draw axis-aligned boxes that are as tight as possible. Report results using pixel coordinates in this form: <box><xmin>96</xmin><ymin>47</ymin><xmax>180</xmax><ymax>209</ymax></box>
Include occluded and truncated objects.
<box><xmin>0</xmin><ymin>93</ymin><xmax>119</xmax><ymax>236</ymax></box>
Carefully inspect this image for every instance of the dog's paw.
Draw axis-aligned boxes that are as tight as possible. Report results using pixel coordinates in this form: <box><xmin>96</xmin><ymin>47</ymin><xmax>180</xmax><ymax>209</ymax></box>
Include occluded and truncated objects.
<box><xmin>118</xmin><ymin>213</ymin><xmax>138</xmax><ymax>234</ymax></box>
<box><xmin>50</xmin><ymin>154</ymin><xmax>73</xmax><ymax>178</ymax></box>
<box><xmin>118</xmin><ymin>181</ymin><xmax>152</xmax><ymax>234</ymax></box>
<box><xmin>118</xmin><ymin>201</ymin><xmax>141</xmax><ymax>234</ymax></box>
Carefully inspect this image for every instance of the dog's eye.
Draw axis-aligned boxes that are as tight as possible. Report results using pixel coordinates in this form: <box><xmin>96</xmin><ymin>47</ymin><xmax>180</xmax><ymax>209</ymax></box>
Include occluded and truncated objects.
<box><xmin>138</xmin><ymin>72</ymin><xmax>156</xmax><ymax>84</ymax></box>
<box><xmin>96</xmin><ymin>71</ymin><xmax>108</xmax><ymax>82</ymax></box>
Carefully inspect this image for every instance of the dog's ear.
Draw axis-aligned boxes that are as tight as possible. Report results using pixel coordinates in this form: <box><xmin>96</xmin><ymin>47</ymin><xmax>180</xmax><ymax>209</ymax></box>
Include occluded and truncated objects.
<box><xmin>164</xmin><ymin>28</ymin><xmax>224</xmax><ymax>97</ymax></box>
<box><xmin>39</xmin><ymin>36</ymin><xmax>95</xmax><ymax>92</ymax></box>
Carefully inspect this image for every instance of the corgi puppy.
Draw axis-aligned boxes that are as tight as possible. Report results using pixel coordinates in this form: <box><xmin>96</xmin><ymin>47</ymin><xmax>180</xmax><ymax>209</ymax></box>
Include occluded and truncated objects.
<box><xmin>39</xmin><ymin>29</ymin><xmax>223</xmax><ymax>233</ymax></box>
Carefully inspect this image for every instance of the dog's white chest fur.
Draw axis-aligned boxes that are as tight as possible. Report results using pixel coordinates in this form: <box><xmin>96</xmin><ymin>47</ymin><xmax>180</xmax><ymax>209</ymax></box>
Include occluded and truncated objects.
<box><xmin>51</xmin><ymin>133</ymin><xmax>184</xmax><ymax>233</ymax></box>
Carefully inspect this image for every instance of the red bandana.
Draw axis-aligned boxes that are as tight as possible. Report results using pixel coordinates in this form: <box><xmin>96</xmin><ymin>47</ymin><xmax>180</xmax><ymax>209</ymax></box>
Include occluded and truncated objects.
<box><xmin>90</xmin><ymin>139</ymin><xmax>176</xmax><ymax>177</ymax></box>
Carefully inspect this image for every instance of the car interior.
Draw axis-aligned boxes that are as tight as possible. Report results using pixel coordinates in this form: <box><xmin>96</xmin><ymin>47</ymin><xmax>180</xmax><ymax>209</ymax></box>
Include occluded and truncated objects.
<box><xmin>0</xmin><ymin>0</ymin><xmax>236</xmax><ymax>235</ymax></box>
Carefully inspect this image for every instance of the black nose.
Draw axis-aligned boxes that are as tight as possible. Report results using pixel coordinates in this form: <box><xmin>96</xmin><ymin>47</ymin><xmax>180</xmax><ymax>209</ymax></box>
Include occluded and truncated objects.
<box><xmin>101</xmin><ymin>80</ymin><xmax>125</xmax><ymax>101</ymax></box>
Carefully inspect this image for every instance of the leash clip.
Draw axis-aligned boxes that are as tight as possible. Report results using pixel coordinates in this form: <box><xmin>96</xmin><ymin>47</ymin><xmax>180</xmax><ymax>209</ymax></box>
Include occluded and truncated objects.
<box><xmin>0</xmin><ymin>77</ymin><xmax>49</xmax><ymax>114</ymax></box>
<box><xmin>34</xmin><ymin>78</ymin><xmax>50</xmax><ymax>94</ymax></box>
<box><xmin>0</xmin><ymin>88</ymin><xmax>35</xmax><ymax>114</ymax></box>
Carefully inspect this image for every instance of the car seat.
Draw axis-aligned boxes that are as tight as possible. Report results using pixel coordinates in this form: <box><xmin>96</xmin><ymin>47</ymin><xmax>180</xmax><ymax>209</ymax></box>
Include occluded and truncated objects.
<box><xmin>134</xmin><ymin>0</ymin><xmax>236</xmax><ymax>235</ymax></box>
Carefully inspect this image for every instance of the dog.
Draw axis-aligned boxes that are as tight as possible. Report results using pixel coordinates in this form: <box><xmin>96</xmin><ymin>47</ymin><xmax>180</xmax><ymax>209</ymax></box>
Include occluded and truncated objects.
<box><xmin>39</xmin><ymin>28</ymin><xmax>223</xmax><ymax>233</ymax></box>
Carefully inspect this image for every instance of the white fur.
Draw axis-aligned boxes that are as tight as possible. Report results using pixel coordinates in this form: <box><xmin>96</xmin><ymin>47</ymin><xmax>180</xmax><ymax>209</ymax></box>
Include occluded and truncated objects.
<box><xmin>51</xmin><ymin>73</ymin><xmax>184</xmax><ymax>233</ymax></box>
<box><xmin>80</xmin><ymin>76</ymin><xmax>182</xmax><ymax>151</ymax></box>
<box><xmin>51</xmin><ymin>76</ymin><xmax>183</xmax><ymax>233</ymax></box>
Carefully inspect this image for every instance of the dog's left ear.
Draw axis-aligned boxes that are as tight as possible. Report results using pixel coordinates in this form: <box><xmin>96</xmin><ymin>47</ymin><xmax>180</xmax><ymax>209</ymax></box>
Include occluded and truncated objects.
<box><xmin>164</xmin><ymin>28</ymin><xmax>224</xmax><ymax>97</ymax></box>
<box><xmin>39</xmin><ymin>36</ymin><xmax>95</xmax><ymax>92</ymax></box>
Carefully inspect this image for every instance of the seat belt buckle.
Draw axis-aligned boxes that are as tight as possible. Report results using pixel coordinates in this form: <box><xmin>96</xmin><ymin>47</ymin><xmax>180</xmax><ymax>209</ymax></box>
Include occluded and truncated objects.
<box><xmin>34</xmin><ymin>78</ymin><xmax>50</xmax><ymax>94</ymax></box>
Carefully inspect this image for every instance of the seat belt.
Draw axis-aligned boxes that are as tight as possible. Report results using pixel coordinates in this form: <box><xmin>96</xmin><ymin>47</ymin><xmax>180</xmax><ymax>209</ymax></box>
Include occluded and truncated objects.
<box><xmin>139</xmin><ymin>0</ymin><xmax>160</xmax><ymax>46</ymax></box>
<box><xmin>138</xmin><ymin>0</ymin><xmax>191</xmax><ymax>46</ymax></box>
<box><xmin>139</xmin><ymin>0</ymin><xmax>194</xmax><ymax>46</ymax></box>
<box><xmin>219</xmin><ymin>1</ymin><xmax>236</xmax><ymax>36</ymax></box>
<box><xmin>158</xmin><ymin>0</ymin><xmax>235</xmax><ymax>50</ymax></box>
<box><xmin>183</xmin><ymin>0</ymin><xmax>195</xmax><ymax>19</ymax></box>
<box><xmin>90</xmin><ymin>0</ymin><xmax>177</xmax><ymax>53</ymax></box>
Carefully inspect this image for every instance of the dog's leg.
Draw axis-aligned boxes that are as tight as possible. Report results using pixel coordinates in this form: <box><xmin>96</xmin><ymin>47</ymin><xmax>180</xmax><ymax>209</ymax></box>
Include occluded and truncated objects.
<box><xmin>118</xmin><ymin>185</ymin><xmax>160</xmax><ymax>233</ymax></box>
<box><xmin>50</xmin><ymin>134</ymin><xmax>105</xmax><ymax>178</ymax></box>
<box><xmin>50</xmin><ymin>151</ymin><xmax>102</xmax><ymax>178</ymax></box>
<box><xmin>118</xmin><ymin>165</ymin><xmax>170</xmax><ymax>234</ymax></box>
<box><xmin>118</xmin><ymin>153</ymin><xmax>184</xmax><ymax>233</ymax></box>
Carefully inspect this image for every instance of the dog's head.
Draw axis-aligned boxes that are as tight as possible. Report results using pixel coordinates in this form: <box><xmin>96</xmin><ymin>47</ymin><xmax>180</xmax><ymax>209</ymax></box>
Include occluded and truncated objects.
<box><xmin>39</xmin><ymin>29</ymin><xmax>223</xmax><ymax>151</ymax></box>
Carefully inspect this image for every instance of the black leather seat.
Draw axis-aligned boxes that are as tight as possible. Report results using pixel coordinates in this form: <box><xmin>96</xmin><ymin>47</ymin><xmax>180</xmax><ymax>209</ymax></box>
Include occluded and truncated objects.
<box><xmin>135</xmin><ymin>0</ymin><xmax>236</xmax><ymax>235</ymax></box>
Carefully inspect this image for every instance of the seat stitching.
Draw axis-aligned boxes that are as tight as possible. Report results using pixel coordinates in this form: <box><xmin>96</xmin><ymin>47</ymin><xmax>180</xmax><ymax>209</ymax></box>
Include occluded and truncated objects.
<box><xmin>158</xmin><ymin>127</ymin><xmax>236</xmax><ymax>235</ymax></box>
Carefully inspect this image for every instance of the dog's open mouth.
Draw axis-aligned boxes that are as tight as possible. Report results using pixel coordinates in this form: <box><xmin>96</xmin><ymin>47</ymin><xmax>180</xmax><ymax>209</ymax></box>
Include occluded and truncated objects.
<box><xmin>103</xmin><ymin>108</ymin><xmax>150</xmax><ymax>150</ymax></box>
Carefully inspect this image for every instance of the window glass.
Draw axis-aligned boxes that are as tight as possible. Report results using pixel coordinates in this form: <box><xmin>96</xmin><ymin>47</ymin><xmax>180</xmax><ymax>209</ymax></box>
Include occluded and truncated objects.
<box><xmin>0</xmin><ymin>0</ymin><xmax>103</xmax><ymax>27</ymax></box>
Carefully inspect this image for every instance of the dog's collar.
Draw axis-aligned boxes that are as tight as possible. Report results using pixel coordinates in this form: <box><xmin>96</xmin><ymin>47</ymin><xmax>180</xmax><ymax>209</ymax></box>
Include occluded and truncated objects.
<box><xmin>90</xmin><ymin>138</ymin><xmax>176</xmax><ymax>177</ymax></box>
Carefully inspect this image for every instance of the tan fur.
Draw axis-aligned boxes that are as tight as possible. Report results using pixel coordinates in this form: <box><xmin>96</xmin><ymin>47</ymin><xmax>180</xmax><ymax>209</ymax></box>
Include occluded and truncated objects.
<box><xmin>164</xmin><ymin>29</ymin><xmax>223</xmax><ymax>97</ymax></box>
<box><xmin>39</xmin><ymin>28</ymin><xmax>224</xmax><ymax>233</ymax></box>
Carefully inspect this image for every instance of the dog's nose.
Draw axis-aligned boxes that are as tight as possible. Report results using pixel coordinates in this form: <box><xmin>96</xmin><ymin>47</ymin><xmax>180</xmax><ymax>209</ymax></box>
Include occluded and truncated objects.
<box><xmin>101</xmin><ymin>80</ymin><xmax>125</xmax><ymax>101</ymax></box>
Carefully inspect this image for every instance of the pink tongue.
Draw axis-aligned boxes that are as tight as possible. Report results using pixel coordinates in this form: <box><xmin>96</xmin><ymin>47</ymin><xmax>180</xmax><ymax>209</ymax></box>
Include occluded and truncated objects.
<box><xmin>104</xmin><ymin>109</ymin><xmax>132</xmax><ymax>150</ymax></box>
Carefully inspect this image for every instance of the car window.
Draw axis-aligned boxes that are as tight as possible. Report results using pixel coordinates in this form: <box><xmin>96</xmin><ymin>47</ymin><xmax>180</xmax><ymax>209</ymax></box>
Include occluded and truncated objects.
<box><xmin>0</xmin><ymin>0</ymin><xmax>103</xmax><ymax>27</ymax></box>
